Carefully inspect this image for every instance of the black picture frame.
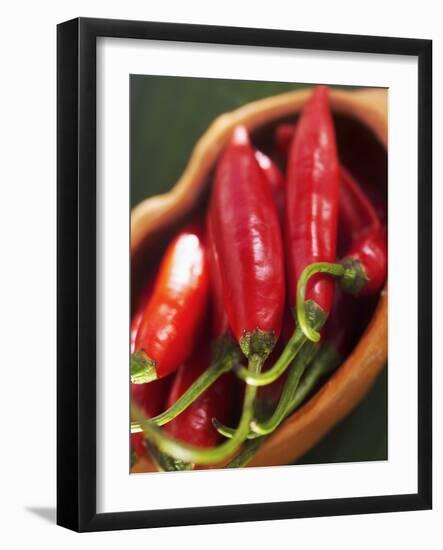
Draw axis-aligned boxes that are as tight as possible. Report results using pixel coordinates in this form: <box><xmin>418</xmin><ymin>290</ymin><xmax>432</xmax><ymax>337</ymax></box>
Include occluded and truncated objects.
<box><xmin>57</xmin><ymin>17</ymin><xmax>432</xmax><ymax>532</ymax></box>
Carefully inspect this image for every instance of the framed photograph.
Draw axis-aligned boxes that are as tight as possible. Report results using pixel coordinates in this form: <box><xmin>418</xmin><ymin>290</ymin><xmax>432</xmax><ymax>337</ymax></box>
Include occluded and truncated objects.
<box><xmin>57</xmin><ymin>17</ymin><xmax>432</xmax><ymax>532</ymax></box>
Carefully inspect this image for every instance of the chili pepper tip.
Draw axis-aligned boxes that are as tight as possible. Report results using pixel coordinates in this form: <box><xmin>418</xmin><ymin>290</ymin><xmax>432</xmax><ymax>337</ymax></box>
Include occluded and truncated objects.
<box><xmin>131</xmin><ymin>350</ymin><xmax>158</xmax><ymax>384</ymax></box>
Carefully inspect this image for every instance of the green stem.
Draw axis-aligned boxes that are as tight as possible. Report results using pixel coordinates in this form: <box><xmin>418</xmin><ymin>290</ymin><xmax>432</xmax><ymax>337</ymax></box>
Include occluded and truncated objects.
<box><xmin>131</xmin><ymin>354</ymin><xmax>233</xmax><ymax>432</ymax></box>
<box><xmin>225</xmin><ymin>438</ymin><xmax>264</xmax><ymax>468</ymax></box>
<box><xmin>223</xmin><ymin>343</ymin><xmax>342</xmax><ymax>468</ymax></box>
<box><xmin>132</xmin><ymin>353</ymin><xmax>264</xmax><ymax>465</ymax></box>
<box><xmin>286</xmin><ymin>342</ymin><xmax>341</xmax><ymax>415</ymax></box>
<box><xmin>234</xmin><ymin>300</ymin><xmax>327</xmax><ymax>387</ymax></box>
<box><xmin>214</xmin><ymin>341</ymin><xmax>317</xmax><ymax>439</ymax></box>
<box><xmin>296</xmin><ymin>262</ymin><xmax>346</xmax><ymax>343</ymax></box>
<box><xmin>250</xmin><ymin>342</ymin><xmax>317</xmax><ymax>436</ymax></box>
<box><xmin>131</xmin><ymin>350</ymin><xmax>157</xmax><ymax>384</ymax></box>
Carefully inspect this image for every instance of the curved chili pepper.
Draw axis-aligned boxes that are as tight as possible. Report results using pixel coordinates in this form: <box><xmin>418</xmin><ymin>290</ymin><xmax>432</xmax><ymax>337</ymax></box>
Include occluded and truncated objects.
<box><xmin>338</xmin><ymin>166</ymin><xmax>381</xmax><ymax>250</ymax></box>
<box><xmin>286</xmin><ymin>85</ymin><xmax>340</xmax><ymax>316</ymax></box>
<box><xmin>210</xmin><ymin>125</ymin><xmax>285</xmax><ymax>362</ymax></box>
<box><xmin>337</xmin><ymin>228</ymin><xmax>387</xmax><ymax>295</ymax></box>
<box><xmin>297</xmin><ymin>237</ymin><xmax>387</xmax><ymax>342</ymax></box>
<box><xmin>131</xmin><ymin>225</ymin><xmax>210</xmax><ymax>383</ymax></box>
<box><xmin>297</xmin><ymin>212</ymin><xmax>386</xmax><ymax>341</ymax></box>
<box><xmin>164</xmin><ymin>344</ymin><xmax>236</xmax><ymax>449</ymax></box>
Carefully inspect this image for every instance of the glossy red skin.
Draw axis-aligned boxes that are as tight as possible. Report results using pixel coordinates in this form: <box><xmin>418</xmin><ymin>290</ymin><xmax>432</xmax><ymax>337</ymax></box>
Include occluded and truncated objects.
<box><xmin>338</xmin><ymin>167</ymin><xmax>381</xmax><ymax>255</ymax></box>
<box><xmin>130</xmin><ymin>274</ymin><xmax>156</xmax><ymax>353</ymax></box>
<box><xmin>134</xmin><ymin>225</ymin><xmax>210</xmax><ymax>378</ymax></box>
<box><xmin>130</xmin><ymin>377</ymin><xmax>171</xmax><ymax>461</ymax></box>
<box><xmin>207</xmin><ymin>149</ymin><xmax>284</xmax><ymax>340</ymax></box>
<box><xmin>285</xmin><ymin>86</ymin><xmax>340</xmax><ymax>314</ymax></box>
<box><xmin>206</xmin><ymin>213</ymin><xmax>230</xmax><ymax>340</ymax></box>
<box><xmin>346</xmin><ymin>229</ymin><xmax>387</xmax><ymax>296</ymax></box>
<box><xmin>275</xmin><ymin>123</ymin><xmax>379</xmax><ymax>254</ymax></box>
<box><xmin>165</xmin><ymin>345</ymin><xmax>235</xmax><ymax>448</ymax></box>
<box><xmin>254</xmin><ymin>149</ymin><xmax>285</xmax><ymax>218</ymax></box>
<box><xmin>210</xmin><ymin>126</ymin><xmax>285</xmax><ymax>343</ymax></box>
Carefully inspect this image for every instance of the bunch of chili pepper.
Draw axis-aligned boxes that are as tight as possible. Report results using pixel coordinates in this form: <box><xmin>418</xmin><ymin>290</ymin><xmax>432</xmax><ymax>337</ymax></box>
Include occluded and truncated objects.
<box><xmin>130</xmin><ymin>85</ymin><xmax>387</xmax><ymax>470</ymax></box>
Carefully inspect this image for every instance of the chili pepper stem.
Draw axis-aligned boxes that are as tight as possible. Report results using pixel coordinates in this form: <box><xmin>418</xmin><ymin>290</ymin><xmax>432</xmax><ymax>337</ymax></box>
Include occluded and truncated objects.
<box><xmin>131</xmin><ymin>352</ymin><xmax>234</xmax><ymax>432</ymax></box>
<box><xmin>234</xmin><ymin>300</ymin><xmax>327</xmax><ymax>386</ymax></box>
<box><xmin>131</xmin><ymin>351</ymin><xmax>157</xmax><ymax>384</ymax></box>
<box><xmin>214</xmin><ymin>341</ymin><xmax>317</xmax><ymax>439</ymax></box>
<box><xmin>250</xmin><ymin>343</ymin><xmax>317</xmax><ymax>436</ymax></box>
<box><xmin>132</xmin><ymin>353</ymin><xmax>264</xmax><ymax>465</ymax></box>
<box><xmin>235</xmin><ymin>326</ymin><xmax>304</xmax><ymax>386</ymax></box>
<box><xmin>296</xmin><ymin>263</ymin><xmax>349</xmax><ymax>343</ymax></box>
<box><xmin>223</xmin><ymin>342</ymin><xmax>342</xmax><ymax>468</ymax></box>
<box><xmin>225</xmin><ymin>438</ymin><xmax>263</xmax><ymax>468</ymax></box>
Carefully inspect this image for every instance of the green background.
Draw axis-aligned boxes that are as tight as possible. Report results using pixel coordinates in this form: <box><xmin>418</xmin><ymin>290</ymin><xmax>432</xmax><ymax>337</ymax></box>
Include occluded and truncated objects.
<box><xmin>131</xmin><ymin>75</ymin><xmax>387</xmax><ymax>465</ymax></box>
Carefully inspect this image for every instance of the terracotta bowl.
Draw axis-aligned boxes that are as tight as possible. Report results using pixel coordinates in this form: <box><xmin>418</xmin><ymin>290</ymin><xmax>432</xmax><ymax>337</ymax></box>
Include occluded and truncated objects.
<box><xmin>131</xmin><ymin>87</ymin><xmax>388</xmax><ymax>472</ymax></box>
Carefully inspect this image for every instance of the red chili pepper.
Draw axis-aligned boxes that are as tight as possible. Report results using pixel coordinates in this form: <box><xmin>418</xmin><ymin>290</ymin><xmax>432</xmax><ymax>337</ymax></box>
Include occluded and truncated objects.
<box><xmin>275</xmin><ymin>122</ymin><xmax>379</xmax><ymax>252</ymax></box>
<box><xmin>324</xmin><ymin>168</ymin><xmax>384</xmax><ymax>350</ymax></box>
<box><xmin>340</xmin><ymin>227</ymin><xmax>387</xmax><ymax>296</ymax></box>
<box><xmin>338</xmin><ymin>167</ymin><xmax>387</xmax><ymax>297</ymax></box>
<box><xmin>130</xmin><ymin>273</ymin><xmax>156</xmax><ymax>353</ymax></box>
<box><xmin>286</xmin><ymin>85</ymin><xmax>340</xmax><ymax>315</ymax></box>
<box><xmin>254</xmin><ymin>149</ymin><xmax>284</xmax><ymax>217</ymax></box>
<box><xmin>132</xmin><ymin>225</ymin><xmax>210</xmax><ymax>382</ymax></box>
<box><xmin>207</xmin><ymin>148</ymin><xmax>284</xmax><ymax>341</ymax></box>
<box><xmin>206</xmin><ymin>213</ymin><xmax>230</xmax><ymax>340</ymax></box>
<box><xmin>130</xmin><ymin>294</ymin><xmax>171</xmax><ymax>460</ymax></box>
<box><xmin>165</xmin><ymin>344</ymin><xmax>235</xmax><ymax>448</ymax></box>
<box><xmin>339</xmin><ymin>166</ymin><xmax>381</xmax><ymax>250</ymax></box>
<box><xmin>210</xmin><ymin>125</ymin><xmax>285</xmax><ymax>363</ymax></box>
